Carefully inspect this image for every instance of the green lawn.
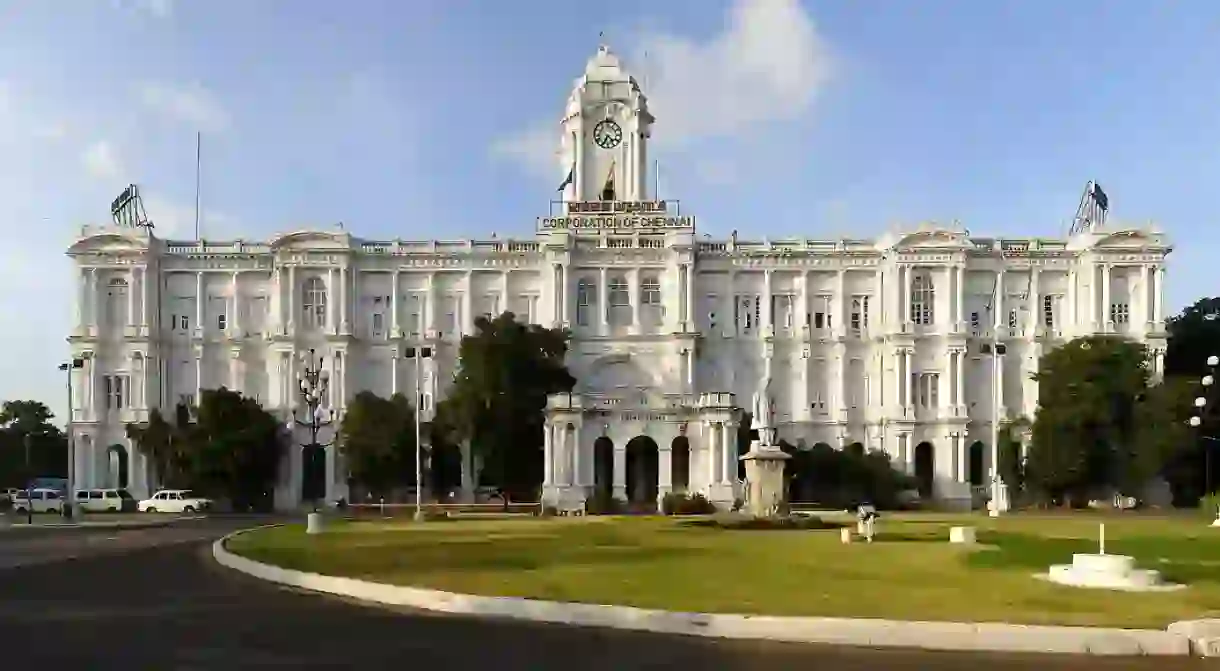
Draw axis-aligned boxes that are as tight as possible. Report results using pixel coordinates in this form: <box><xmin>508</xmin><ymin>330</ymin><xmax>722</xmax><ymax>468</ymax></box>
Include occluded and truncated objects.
<box><xmin>226</xmin><ymin>512</ymin><xmax>1220</xmax><ymax>628</ymax></box>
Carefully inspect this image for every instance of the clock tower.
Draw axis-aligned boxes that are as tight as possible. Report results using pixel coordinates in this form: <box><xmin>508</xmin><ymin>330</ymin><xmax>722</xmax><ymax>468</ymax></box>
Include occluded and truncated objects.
<box><xmin>558</xmin><ymin>45</ymin><xmax>653</xmax><ymax>203</ymax></box>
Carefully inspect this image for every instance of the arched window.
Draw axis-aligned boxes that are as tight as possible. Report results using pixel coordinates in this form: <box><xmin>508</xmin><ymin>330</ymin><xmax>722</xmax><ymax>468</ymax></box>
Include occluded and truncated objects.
<box><xmin>302</xmin><ymin>277</ymin><xmax>327</xmax><ymax>329</ymax></box>
<box><xmin>909</xmin><ymin>271</ymin><xmax>935</xmax><ymax>326</ymax></box>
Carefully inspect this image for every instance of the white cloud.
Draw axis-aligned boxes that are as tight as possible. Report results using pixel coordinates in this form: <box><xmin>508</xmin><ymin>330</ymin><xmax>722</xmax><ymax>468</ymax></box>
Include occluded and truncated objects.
<box><xmin>113</xmin><ymin>0</ymin><xmax>175</xmax><ymax>19</ymax></box>
<box><xmin>493</xmin><ymin>0</ymin><xmax>832</xmax><ymax>178</ymax></box>
<box><xmin>137</xmin><ymin>82</ymin><xmax>230</xmax><ymax>131</ymax></box>
<box><xmin>81</xmin><ymin>140</ymin><xmax>124</xmax><ymax>180</ymax></box>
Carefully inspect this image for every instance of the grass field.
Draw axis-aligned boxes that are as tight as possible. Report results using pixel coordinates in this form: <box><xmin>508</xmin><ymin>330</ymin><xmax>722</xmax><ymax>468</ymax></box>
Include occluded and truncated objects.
<box><xmin>226</xmin><ymin>512</ymin><xmax>1220</xmax><ymax>628</ymax></box>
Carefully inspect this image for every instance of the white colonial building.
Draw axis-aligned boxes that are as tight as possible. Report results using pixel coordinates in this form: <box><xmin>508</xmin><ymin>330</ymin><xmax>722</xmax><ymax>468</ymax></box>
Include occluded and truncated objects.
<box><xmin>65</xmin><ymin>46</ymin><xmax>1171</xmax><ymax>510</ymax></box>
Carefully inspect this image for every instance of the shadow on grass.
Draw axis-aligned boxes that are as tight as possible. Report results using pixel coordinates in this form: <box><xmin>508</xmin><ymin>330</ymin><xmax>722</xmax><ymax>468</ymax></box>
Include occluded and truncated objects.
<box><xmin>678</xmin><ymin>516</ymin><xmax>850</xmax><ymax>531</ymax></box>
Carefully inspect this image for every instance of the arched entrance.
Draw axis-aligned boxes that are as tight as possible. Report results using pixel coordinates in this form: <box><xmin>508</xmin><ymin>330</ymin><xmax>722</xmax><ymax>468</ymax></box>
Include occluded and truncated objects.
<box><xmin>593</xmin><ymin>436</ymin><xmax>614</xmax><ymax>499</ymax></box>
<box><xmin>968</xmin><ymin>441</ymin><xmax>985</xmax><ymax>485</ymax></box>
<box><xmin>914</xmin><ymin>441</ymin><xmax>935</xmax><ymax>498</ymax></box>
<box><xmin>625</xmin><ymin>436</ymin><xmax>659</xmax><ymax>509</ymax></box>
<box><xmin>670</xmin><ymin>436</ymin><xmax>690</xmax><ymax>492</ymax></box>
<box><xmin>106</xmin><ymin>444</ymin><xmax>129</xmax><ymax>489</ymax></box>
<box><xmin>300</xmin><ymin>444</ymin><xmax>327</xmax><ymax>505</ymax></box>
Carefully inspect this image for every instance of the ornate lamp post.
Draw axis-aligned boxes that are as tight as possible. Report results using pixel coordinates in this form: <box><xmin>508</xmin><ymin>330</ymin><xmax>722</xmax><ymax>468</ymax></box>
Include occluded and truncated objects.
<box><xmin>290</xmin><ymin>349</ymin><xmax>334</xmax><ymax>517</ymax></box>
<box><xmin>1189</xmin><ymin>355</ymin><xmax>1220</xmax><ymax>525</ymax></box>
<box><xmin>983</xmin><ymin>341</ymin><xmax>1009</xmax><ymax>517</ymax></box>
<box><xmin>57</xmin><ymin>358</ymin><xmax>84</xmax><ymax>520</ymax></box>
<box><xmin>404</xmin><ymin>346</ymin><xmax>432</xmax><ymax>522</ymax></box>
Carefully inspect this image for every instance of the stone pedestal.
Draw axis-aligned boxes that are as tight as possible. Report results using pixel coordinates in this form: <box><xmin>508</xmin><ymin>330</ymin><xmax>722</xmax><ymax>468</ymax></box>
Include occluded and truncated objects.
<box><xmin>739</xmin><ymin>441</ymin><xmax>791</xmax><ymax>518</ymax></box>
<box><xmin>989</xmin><ymin>480</ymin><xmax>1011</xmax><ymax>517</ymax></box>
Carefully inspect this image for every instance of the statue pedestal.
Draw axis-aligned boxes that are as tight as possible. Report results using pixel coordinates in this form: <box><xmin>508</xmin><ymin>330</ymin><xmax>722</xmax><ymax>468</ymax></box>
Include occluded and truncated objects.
<box><xmin>739</xmin><ymin>440</ymin><xmax>791</xmax><ymax>518</ymax></box>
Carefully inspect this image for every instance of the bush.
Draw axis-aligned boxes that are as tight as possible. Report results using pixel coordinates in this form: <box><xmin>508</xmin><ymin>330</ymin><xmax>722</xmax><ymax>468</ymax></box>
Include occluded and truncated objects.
<box><xmin>660</xmin><ymin>492</ymin><xmax>717</xmax><ymax>515</ymax></box>
<box><xmin>681</xmin><ymin>513</ymin><xmax>843</xmax><ymax>531</ymax></box>
<box><xmin>584</xmin><ymin>490</ymin><xmax>625</xmax><ymax>515</ymax></box>
<box><xmin>785</xmin><ymin>444</ymin><xmax>918</xmax><ymax>510</ymax></box>
<box><xmin>540</xmin><ymin>504</ymin><xmax>558</xmax><ymax>517</ymax></box>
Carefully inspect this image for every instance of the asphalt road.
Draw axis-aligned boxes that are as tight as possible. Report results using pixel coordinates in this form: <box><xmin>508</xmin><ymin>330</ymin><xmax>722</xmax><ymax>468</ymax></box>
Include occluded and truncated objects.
<box><xmin>0</xmin><ymin>519</ymin><xmax>1213</xmax><ymax>670</ymax></box>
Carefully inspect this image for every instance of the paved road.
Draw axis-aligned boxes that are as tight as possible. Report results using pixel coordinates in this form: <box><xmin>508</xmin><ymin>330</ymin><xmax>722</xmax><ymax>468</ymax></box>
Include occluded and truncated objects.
<box><xmin>0</xmin><ymin>520</ymin><xmax>1212</xmax><ymax>670</ymax></box>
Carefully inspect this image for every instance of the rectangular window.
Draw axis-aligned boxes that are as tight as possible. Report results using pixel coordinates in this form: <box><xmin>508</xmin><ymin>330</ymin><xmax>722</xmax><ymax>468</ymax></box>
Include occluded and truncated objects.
<box><xmin>969</xmin><ymin>311</ymin><xmax>980</xmax><ymax>335</ymax></box>
<box><xmin>640</xmin><ymin>277</ymin><xmax>662</xmax><ymax>326</ymax></box>
<box><xmin>1110</xmin><ymin>302</ymin><xmax>1130</xmax><ymax>324</ymax></box>
<box><xmin>1042</xmin><ymin>294</ymin><xmax>1055</xmax><ymax>328</ymax></box>
<box><xmin>217</xmin><ymin>314</ymin><xmax>227</xmax><ymax>332</ymax></box>
<box><xmin>104</xmin><ymin>374</ymin><xmax>129</xmax><ymax>409</ymax></box>
<box><xmin>734</xmin><ymin>294</ymin><xmax>758</xmax><ymax>334</ymax></box>
<box><xmin>576</xmin><ymin>281</ymin><xmax>594</xmax><ymax>327</ymax></box>
<box><xmin>406</xmin><ymin>294</ymin><xmax>422</xmax><ymax>336</ymax></box>
<box><xmin>1007</xmin><ymin>309</ymin><xmax>1017</xmax><ymax>330</ymax></box>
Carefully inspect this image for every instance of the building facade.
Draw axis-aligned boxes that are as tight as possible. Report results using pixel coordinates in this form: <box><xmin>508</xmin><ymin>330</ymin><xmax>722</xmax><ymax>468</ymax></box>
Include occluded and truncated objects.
<box><xmin>65</xmin><ymin>46</ymin><xmax>1171</xmax><ymax>510</ymax></box>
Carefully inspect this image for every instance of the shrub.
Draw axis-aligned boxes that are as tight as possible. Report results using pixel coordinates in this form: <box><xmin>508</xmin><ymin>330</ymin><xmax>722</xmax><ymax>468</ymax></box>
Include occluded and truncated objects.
<box><xmin>1199</xmin><ymin>492</ymin><xmax>1220</xmax><ymax>517</ymax></box>
<box><xmin>681</xmin><ymin>513</ymin><xmax>843</xmax><ymax>531</ymax></box>
<box><xmin>584</xmin><ymin>491</ymin><xmax>626</xmax><ymax>515</ymax></box>
<box><xmin>660</xmin><ymin>491</ymin><xmax>717</xmax><ymax>515</ymax></box>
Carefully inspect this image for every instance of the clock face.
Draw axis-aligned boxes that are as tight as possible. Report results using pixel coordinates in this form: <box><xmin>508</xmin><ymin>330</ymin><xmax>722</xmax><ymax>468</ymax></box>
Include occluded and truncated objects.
<box><xmin>592</xmin><ymin>119</ymin><xmax>623</xmax><ymax>149</ymax></box>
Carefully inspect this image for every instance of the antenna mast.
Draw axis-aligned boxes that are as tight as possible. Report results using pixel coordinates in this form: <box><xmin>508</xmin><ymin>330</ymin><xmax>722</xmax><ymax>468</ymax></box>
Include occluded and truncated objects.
<box><xmin>194</xmin><ymin>131</ymin><xmax>202</xmax><ymax>240</ymax></box>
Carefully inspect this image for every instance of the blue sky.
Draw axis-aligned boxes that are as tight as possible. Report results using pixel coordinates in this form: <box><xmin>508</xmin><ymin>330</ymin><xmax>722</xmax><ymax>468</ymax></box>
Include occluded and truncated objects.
<box><xmin>2</xmin><ymin>0</ymin><xmax>1218</xmax><ymax>419</ymax></box>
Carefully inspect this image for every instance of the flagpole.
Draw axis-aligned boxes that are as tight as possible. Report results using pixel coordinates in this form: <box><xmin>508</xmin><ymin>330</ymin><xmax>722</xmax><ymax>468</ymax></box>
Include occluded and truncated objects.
<box><xmin>194</xmin><ymin>131</ymin><xmax>202</xmax><ymax>240</ymax></box>
<box><xmin>654</xmin><ymin>159</ymin><xmax>660</xmax><ymax>201</ymax></box>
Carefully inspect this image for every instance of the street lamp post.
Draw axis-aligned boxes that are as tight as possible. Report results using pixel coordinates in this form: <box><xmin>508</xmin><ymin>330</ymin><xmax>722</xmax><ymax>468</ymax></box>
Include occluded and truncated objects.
<box><xmin>58</xmin><ymin>358</ymin><xmax>84</xmax><ymax>520</ymax></box>
<box><xmin>404</xmin><ymin>346</ymin><xmax>432</xmax><ymax>522</ymax></box>
<box><xmin>985</xmin><ymin>340</ymin><xmax>1010</xmax><ymax>517</ymax></box>
<box><xmin>1189</xmin><ymin>354</ymin><xmax>1220</xmax><ymax>525</ymax></box>
<box><xmin>289</xmin><ymin>349</ymin><xmax>334</xmax><ymax>526</ymax></box>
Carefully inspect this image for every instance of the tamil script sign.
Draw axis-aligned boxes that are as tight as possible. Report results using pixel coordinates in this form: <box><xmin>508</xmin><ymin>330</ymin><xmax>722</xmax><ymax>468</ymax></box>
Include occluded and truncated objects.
<box><xmin>539</xmin><ymin>215</ymin><xmax>695</xmax><ymax>230</ymax></box>
<box><xmin>541</xmin><ymin>200</ymin><xmax>693</xmax><ymax>230</ymax></box>
<box><xmin>567</xmin><ymin>200</ymin><xmax>669</xmax><ymax>214</ymax></box>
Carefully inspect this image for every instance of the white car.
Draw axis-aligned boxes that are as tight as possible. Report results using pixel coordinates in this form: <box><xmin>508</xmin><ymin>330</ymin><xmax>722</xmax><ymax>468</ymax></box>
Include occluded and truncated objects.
<box><xmin>12</xmin><ymin>488</ymin><xmax>66</xmax><ymax>514</ymax></box>
<box><xmin>75</xmin><ymin>488</ymin><xmax>137</xmax><ymax>513</ymax></box>
<box><xmin>138</xmin><ymin>489</ymin><xmax>212</xmax><ymax>514</ymax></box>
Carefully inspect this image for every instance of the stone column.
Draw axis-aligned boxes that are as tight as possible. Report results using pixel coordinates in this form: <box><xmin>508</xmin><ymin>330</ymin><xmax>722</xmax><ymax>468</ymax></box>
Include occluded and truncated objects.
<box><xmin>1101</xmin><ymin>264</ymin><xmax>1111</xmax><ymax>331</ymax></box>
<box><xmin>706</xmin><ymin>421</ymin><xmax>719</xmax><ymax>486</ymax></box>
<box><xmin>904</xmin><ymin>349</ymin><xmax>914</xmax><ymax>412</ymax></box>
<box><xmin>629</xmin><ymin>268</ymin><xmax>640</xmax><ymax>331</ymax></box>
<box><xmin>231</xmin><ymin>271</ymin><xmax>241</xmax><ymax>335</ymax></box>
<box><xmin>391</xmin><ymin>270</ymin><xmax>401</xmax><ymax>336</ymax></box>
<box><xmin>599</xmin><ymin>268</ymin><xmax>609</xmax><ymax>335</ymax></box>
<box><xmin>762</xmin><ymin>270</ymin><xmax>773</xmax><ymax>334</ymax></box>
<box><xmin>463</xmin><ymin>270</ymin><xmax>474</xmax><ymax>335</ymax></box>
<box><xmin>391</xmin><ymin>350</ymin><xmax>400</xmax><ymax>395</ymax></box>
<box><xmin>543</xmin><ymin>422</ymin><xmax>554</xmax><ymax>486</ymax></box>
<box><xmin>685</xmin><ymin>263</ymin><xmax>695</xmax><ymax>328</ymax></box>
<box><xmin>425</xmin><ymin>275</ymin><xmax>436</xmax><ymax>336</ymax></box>
<box><xmin>956</xmin><ymin>350</ymin><xmax>966</xmax><ymax>409</ymax></box>
<box><xmin>1155</xmin><ymin>265</ymin><xmax>1165</xmax><ymax>324</ymax></box>
<box><xmin>955</xmin><ymin>434</ymin><xmax>966</xmax><ymax>483</ymax></box>
<box><xmin>612</xmin><ymin>444</ymin><xmax>626</xmax><ymax>498</ymax></box>
<box><xmin>658</xmin><ymin>444</ymin><xmax>673</xmax><ymax>500</ymax></box>
<box><xmin>194</xmin><ymin>351</ymin><xmax>203</xmax><ymax>401</ymax></box>
<box><xmin>228</xmin><ymin>349</ymin><xmax>241</xmax><ymax>393</ymax></box>
<box><xmin>195</xmin><ymin>271</ymin><xmax>204</xmax><ymax>332</ymax></box>
<box><xmin>722</xmin><ymin>422</ymin><xmax>737</xmax><ymax>484</ymax></box>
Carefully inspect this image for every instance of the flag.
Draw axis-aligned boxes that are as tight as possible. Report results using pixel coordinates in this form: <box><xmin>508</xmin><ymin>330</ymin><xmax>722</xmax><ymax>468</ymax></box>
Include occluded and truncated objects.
<box><xmin>556</xmin><ymin>163</ymin><xmax>574</xmax><ymax>192</ymax></box>
<box><xmin>1092</xmin><ymin>182</ymin><xmax>1109</xmax><ymax>212</ymax></box>
<box><xmin>600</xmin><ymin>160</ymin><xmax>616</xmax><ymax>200</ymax></box>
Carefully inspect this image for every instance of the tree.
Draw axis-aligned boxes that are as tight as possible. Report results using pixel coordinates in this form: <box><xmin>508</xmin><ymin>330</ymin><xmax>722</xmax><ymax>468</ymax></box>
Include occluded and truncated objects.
<box><xmin>339</xmin><ymin>391</ymin><xmax>416</xmax><ymax>498</ymax></box>
<box><xmin>1164</xmin><ymin>297</ymin><xmax>1220</xmax><ymax>379</ymax></box>
<box><xmin>183</xmin><ymin>388</ymin><xmax>282</xmax><ymax>507</ymax></box>
<box><xmin>125</xmin><ymin>405</ymin><xmax>194</xmax><ymax>488</ymax></box>
<box><xmin>1025</xmin><ymin>336</ymin><xmax>1155</xmax><ymax>504</ymax></box>
<box><xmin>997</xmin><ymin>418</ymin><xmax>1029</xmax><ymax>495</ymax></box>
<box><xmin>0</xmin><ymin>400</ymin><xmax>67</xmax><ymax>484</ymax></box>
<box><xmin>433</xmin><ymin>313</ymin><xmax>576</xmax><ymax>499</ymax></box>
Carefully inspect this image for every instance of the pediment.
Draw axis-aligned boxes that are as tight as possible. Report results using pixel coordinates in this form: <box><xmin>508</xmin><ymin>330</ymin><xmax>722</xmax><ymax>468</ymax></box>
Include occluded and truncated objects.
<box><xmin>269</xmin><ymin>230</ymin><xmax>353</xmax><ymax>251</ymax></box>
<box><xmin>884</xmin><ymin>226</ymin><xmax>971</xmax><ymax>251</ymax></box>
<box><xmin>1091</xmin><ymin>229</ymin><xmax>1167</xmax><ymax>249</ymax></box>
<box><xmin>66</xmin><ymin>230</ymin><xmax>150</xmax><ymax>256</ymax></box>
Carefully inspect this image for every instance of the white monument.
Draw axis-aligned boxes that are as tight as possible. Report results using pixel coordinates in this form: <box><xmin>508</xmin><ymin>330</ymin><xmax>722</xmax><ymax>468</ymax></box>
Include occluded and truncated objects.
<box><xmin>1044</xmin><ymin>523</ymin><xmax>1183</xmax><ymax>592</ymax></box>
<box><xmin>739</xmin><ymin>376</ymin><xmax>791</xmax><ymax>518</ymax></box>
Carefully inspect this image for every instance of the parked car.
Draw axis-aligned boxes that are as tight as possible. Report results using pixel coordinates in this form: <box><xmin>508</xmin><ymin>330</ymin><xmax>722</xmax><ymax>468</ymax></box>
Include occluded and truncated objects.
<box><xmin>74</xmin><ymin>488</ymin><xmax>137</xmax><ymax>513</ymax></box>
<box><xmin>12</xmin><ymin>488</ymin><xmax>65</xmax><ymax>515</ymax></box>
<box><xmin>137</xmin><ymin>489</ymin><xmax>212</xmax><ymax>514</ymax></box>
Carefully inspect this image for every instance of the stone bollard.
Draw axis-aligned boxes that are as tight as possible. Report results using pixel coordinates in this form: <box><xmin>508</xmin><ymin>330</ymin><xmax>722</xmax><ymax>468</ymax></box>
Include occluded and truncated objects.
<box><xmin>949</xmin><ymin>526</ymin><xmax>976</xmax><ymax>545</ymax></box>
<box><xmin>306</xmin><ymin>511</ymin><xmax>324</xmax><ymax>535</ymax></box>
<box><xmin>840</xmin><ymin>527</ymin><xmax>853</xmax><ymax>544</ymax></box>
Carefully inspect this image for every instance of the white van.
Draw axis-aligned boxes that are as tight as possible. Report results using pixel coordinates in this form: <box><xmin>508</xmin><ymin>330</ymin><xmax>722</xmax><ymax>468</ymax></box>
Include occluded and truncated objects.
<box><xmin>74</xmin><ymin>488</ymin><xmax>136</xmax><ymax>513</ymax></box>
<box><xmin>12</xmin><ymin>488</ymin><xmax>65</xmax><ymax>514</ymax></box>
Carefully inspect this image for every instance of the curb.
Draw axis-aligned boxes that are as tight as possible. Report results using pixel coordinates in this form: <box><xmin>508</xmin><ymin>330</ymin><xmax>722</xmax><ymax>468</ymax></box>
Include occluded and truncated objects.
<box><xmin>0</xmin><ymin>515</ymin><xmax>207</xmax><ymax>531</ymax></box>
<box><xmin>212</xmin><ymin>526</ymin><xmax>1216</xmax><ymax>657</ymax></box>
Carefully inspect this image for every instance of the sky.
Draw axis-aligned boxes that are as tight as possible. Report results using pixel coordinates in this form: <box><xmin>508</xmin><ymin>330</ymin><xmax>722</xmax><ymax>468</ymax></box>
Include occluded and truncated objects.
<box><xmin>2</xmin><ymin>0</ymin><xmax>1219</xmax><ymax>423</ymax></box>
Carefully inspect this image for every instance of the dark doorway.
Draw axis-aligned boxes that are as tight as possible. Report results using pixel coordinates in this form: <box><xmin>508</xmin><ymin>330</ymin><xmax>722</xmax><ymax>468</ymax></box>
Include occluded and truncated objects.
<box><xmin>593</xmin><ymin>437</ymin><xmax>614</xmax><ymax>499</ymax></box>
<box><xmin>969</xmin><ymin>441</ymin><xmax>985</xmax><ymax>486</ymax></box>
<box><xmin>670</xmin><ymin>436</ymin><xmax>690</xmax><ymax>492</ymax></box>
<box><xmin>914</xmin><ymin>441</ymin><xmax>935</xmax><ymax>498</ymax></box>
<box><xmin>625</xmin><ymin>435</ymin><xmax>659</xmax><ymax>509</ymax></box>
<box><xmin>107</xmin><ymin>444</ymin><xmax>129</xmax><ymax>489</ymax></box>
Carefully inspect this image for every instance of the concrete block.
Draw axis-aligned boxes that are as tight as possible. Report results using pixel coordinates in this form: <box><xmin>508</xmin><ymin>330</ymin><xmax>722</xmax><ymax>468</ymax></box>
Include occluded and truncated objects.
<box><xmin>949</xmin><ymin>526</ymin><xmax>976</xmax><ymax>544</ymax></box>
